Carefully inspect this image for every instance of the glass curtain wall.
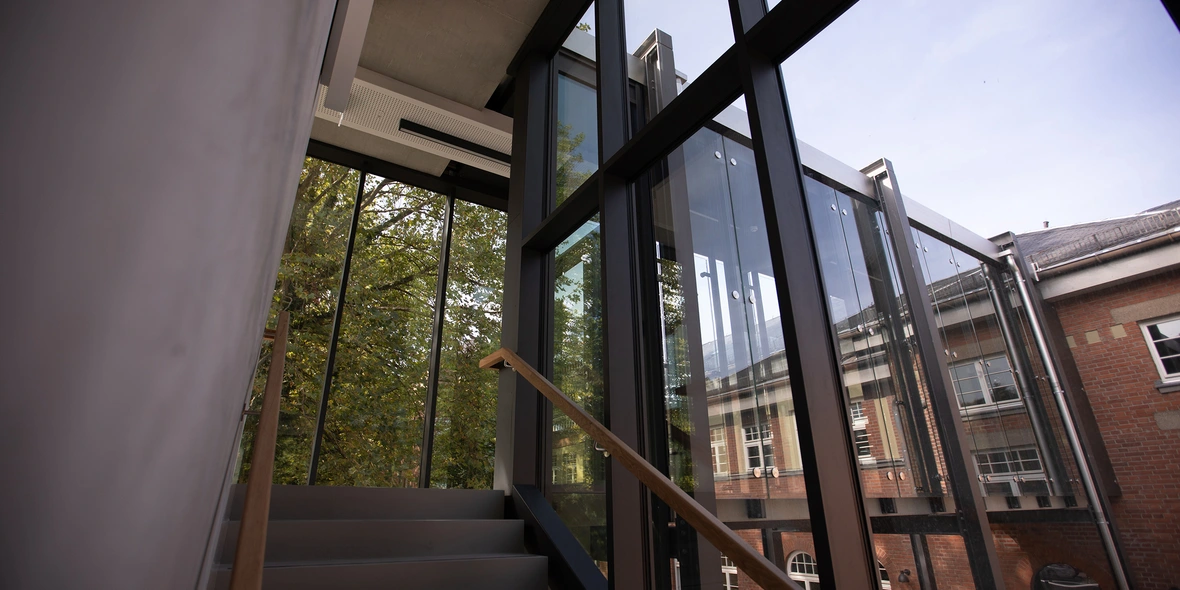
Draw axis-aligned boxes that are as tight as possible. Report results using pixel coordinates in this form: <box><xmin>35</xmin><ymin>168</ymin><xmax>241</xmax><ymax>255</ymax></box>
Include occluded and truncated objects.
<box><xmin>239</xmin><ymin>158</ymin><xmax>360</xmax><ymax>484</ymax></box>
<box><xmin>642</xmin><ymin>110</ymin><xmax>814</xmax><ymax>589</ymax></box>
<box><xmin>505</xmin><ymin>1</ymin><xmax>1129</xmax><ymax>588</ymax></box>
<box><xmin>236</xmin><ymin>156</ymin><xmax>506</xmax><ymax>489</ymax></box>
<box><xmin>316</xmin><ymin>174</ymin><xmax>447</xmax><ymax>487</ymax></box>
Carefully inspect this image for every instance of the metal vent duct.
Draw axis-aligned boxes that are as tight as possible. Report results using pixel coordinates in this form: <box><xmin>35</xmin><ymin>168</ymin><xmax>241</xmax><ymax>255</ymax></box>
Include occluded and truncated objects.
<box><xmin>314</xmin><ymin>68</ymin><xmax>512</xmax><ymax>177</ymax></box>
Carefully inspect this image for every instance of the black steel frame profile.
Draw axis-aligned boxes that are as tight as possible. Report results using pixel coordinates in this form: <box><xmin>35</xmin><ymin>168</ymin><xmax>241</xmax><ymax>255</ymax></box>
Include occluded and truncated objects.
<box><xmin>306</xmin><ymin>169</ymin><xmax>367</xmax><ymax>485</ymax></box>
<box><xmin>868</xmin><ymin>159</ymin><xmax>1004</xmax><ymax>588</ymax></box>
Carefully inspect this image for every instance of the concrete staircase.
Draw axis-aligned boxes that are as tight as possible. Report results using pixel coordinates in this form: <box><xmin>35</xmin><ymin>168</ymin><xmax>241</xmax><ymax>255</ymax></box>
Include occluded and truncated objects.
<box><xmin>209</xmin><ymin>485</ymin><xmax>547</xmax><ymax>590</ymax></box>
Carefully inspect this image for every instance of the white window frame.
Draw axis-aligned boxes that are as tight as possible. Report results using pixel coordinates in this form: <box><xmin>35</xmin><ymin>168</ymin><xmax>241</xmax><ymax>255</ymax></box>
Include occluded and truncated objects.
<box><xmin>949</xmin><ymin>354</ymin><xmax>1023</xmax><ymax>411</ymax></box>
<box><xmin>787</xmin><ymin>552</ymin><xmax>820</xmax><ymax>590</ymax></box>
<box><xmin>743</xmin><ymin>424</ymin><xmax>774</xmax><ymax>472</ymax></box>
<box><xmin>850</xmin><ymin>400</ymin><xmax>865</xmax><ymax>420</ymax></box>
<box><xmin>1140</xmin><ymin>313</ymin><xmax>1180</xmax><ymax>382</ymax></box>
<box><xmin>710</xmin><ymin>426</ymin><xmax>729</xmax><ymax>476</ymax></box>
<box><xmin>972</xmin><ymin>446</ymin><xmax>1048</xmax><ymax>496</ymax></box>
<box><xmin>721</xmin><ymin>555</ymin><xmax>739</xmax><ymax>590</ymax></box>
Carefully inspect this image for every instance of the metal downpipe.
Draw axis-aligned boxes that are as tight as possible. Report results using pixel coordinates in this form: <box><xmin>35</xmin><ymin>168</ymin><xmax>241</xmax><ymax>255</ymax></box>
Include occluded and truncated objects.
<box><xmin>1004</xmin><ymin>253</ymin><xmax>1130</xmax><ymax>590</ymax></box>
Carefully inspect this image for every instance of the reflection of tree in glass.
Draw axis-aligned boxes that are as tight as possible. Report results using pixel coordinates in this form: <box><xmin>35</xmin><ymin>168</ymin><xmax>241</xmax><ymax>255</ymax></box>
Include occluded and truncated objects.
<box><xmin>657</xmin><ymin>258</ymin><xmax>699</xmax><ymax>494</ymax></box>
<box><xmin>551</xmin><ymin>221</ymin><xmax>607</xmax><ymax>562</ymax></box>
<box><xmin>556</xmin><ymin>121</ymin><xmax>593</xmax><ymax>204</ymax></box>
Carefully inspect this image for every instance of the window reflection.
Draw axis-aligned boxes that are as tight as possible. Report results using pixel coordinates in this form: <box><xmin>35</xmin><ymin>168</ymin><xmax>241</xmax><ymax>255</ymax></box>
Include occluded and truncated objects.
<box><xmin>555</xmin><ymin>62</ymin><xmax>599</xmax><ymax>206</ymax></box>
<box><xmin>550</xmin><ymin>216</ymin><xmax>608</xmax><ymax>574</ymax></box>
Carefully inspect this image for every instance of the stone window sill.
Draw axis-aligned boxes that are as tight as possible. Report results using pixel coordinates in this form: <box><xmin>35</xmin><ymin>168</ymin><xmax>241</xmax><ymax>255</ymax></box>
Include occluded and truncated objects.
<box><xmin>1155</xmin><ymin>379</ymin><xmax>1180</xmax><ymax>394</ymax></box>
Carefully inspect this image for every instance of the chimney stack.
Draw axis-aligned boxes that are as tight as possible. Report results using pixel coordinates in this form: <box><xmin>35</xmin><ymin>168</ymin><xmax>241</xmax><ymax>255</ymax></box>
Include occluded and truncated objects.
<box><xmin>1043</xmin><ymin>221</ymin><xmax>1050</xmax><ymax>229</ymax></box>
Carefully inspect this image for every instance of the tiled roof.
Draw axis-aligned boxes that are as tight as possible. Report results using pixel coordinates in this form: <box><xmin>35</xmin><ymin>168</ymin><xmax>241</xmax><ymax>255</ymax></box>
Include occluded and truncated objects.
<box><xmin>1015</xmin><ymin>201</ymin><xmax>1180</xmax><ymax>270</ymax></box>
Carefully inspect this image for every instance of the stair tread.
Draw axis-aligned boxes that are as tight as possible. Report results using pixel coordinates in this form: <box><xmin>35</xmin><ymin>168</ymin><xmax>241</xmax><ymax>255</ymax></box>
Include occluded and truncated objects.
<box><xmin>209</xmin><ymin>554</ymin><xmax>548</xmax><ymax>590</ymax></box>
<box><xmin>214</xmin><ymin>553</ymin><xmax>540</xmax><ymax>570</ymax></box>
<box><xmin>226</xmin><ymin>485</ymin><xmax>505</xmax><ymax>521</ymax></box>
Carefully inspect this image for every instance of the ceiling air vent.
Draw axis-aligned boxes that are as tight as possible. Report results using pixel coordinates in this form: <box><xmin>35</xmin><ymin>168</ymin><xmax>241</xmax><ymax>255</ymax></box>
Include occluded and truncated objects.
<box><xmin>314</xmin><ymin>68</ymin><xmax>512</xmax><ymax>177</ymax></box>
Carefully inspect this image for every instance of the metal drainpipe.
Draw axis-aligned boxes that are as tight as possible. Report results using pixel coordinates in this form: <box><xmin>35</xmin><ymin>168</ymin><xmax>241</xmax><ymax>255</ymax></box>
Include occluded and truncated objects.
<box><xmin>982</xmin><ymin>267</ymin><xmax>1066</xmax><ymax>497</ymax></box>
<box><xmin>1005</xmin><ymin>253</ymin><xmax>1130</xmax><ymax>590</ymax></box>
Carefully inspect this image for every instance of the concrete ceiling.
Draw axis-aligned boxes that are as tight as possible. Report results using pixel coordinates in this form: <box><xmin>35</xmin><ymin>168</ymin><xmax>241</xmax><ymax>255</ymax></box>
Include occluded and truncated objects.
<box><xmin>361</xmin><ymin>0</ymin><xmax>547</xmax><ymax>110</ymax></box>
<box><xmin>312</xmin><ymin>0</ymin><xmax>546</xmax><ymax>177</ymax></box>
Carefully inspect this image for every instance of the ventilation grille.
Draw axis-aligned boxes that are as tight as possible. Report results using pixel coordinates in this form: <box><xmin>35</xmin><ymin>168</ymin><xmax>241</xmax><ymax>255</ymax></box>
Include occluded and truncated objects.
<box><xmin>314</xmin><ymin>80</ymin><xmax>511</xmax><ymax>177</ymax></box>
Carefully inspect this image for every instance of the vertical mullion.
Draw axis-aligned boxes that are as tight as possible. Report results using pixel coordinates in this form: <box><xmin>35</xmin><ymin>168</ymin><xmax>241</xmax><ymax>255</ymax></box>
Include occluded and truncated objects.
<box><xmin>494</xmin><ymin>52</ymin><xmax>551</xmax><ymax>491</ymax></box>
<box><xmin>728</xmin><ymin>0</ymin><xmax>879</xmax><ymax>587</ymax></box>
<box><xmin>418</xmin><ymin>194</ymin><xmax>456</xmax><ymax>488</ymax></box>
<box><xmin>307</xmin><ymin>170</ymin><xmax>368</xmax><ymax>485</ymax></box>
<box><xmin>910</xmin><ymin>534</ymin><xmax>939</xmax><ymax>590</ymax></box>
<box><xmin>871</xmin><ymin>159</ymin><xmax>1005</xmax><ymax>589</ymax></box>
<box><xmin>596</xmin><ymin>1</ymin><xmax>653</xmax><ymax>587</ymax></box>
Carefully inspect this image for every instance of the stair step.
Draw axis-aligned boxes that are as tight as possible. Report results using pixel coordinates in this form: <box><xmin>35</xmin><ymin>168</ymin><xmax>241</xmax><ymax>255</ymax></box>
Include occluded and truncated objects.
<box><xmin>226</xmin><ymin>485</ymin><xmax>504</xmax><ymax>521</ymax></box>
<box><xmin>215</xmin><ymin>519</ymin><xmax>525</xmax><ymax>565</ymax></box>
<box><xmin>209</xmin><ymin>554</ymin><xmax>547</xmax><ymax>590</ymax></box>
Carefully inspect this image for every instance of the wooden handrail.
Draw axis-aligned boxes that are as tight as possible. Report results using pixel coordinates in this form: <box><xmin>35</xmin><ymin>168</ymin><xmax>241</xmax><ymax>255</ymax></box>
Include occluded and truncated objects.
<box><xmin>230</xmin><ymin>311</ymin><xmax>290</xmax><ymax>590</ymax></box>
<box><xmin>481</xmin><ymin>348</ymin><xmax>800</xmax><ymax>590</ymax></box>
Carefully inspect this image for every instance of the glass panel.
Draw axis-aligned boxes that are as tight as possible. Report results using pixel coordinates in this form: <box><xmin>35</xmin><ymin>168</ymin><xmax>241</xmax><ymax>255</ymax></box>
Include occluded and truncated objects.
<box><xmin>643</xmin><ymin>102</ymin><xmax>813</xmax><ymax>588</ymax></box>
<box><xmin>804</xmin><ymin>174</ymin><xmax>951</xmax><ymax>501</ymax></box>
<box><xmin>550</xmin><ymin>216</ymin><xmax>608</xmax><ymax>573</ymax></box>
<box><xmin>1148</xmin><ymin>318</ymin><xmax>1180</xmax><ymax>340</ymax></box>
<box><xmin>625</xmin><ymin>0</ymin><xmax>734</xmax><ymax>131</ymax></box>
<box><xmin>429</xmin><ymin>201</ymin><xmax>507</xmax><ymax>489</ymax></box>
<box><xmin>555</xmin><ymin>64</ymin><xmax>599</xmax><ymax>206</ymax></box>
<box><xmin>314</xmin><ymin>176</ymin><xmax>447</xmax><ymax>486</ymax></box>
<box><xmin>237</xmin><ymin>157</ymin><xmax>360</xmax><ymax>485</ymax></box>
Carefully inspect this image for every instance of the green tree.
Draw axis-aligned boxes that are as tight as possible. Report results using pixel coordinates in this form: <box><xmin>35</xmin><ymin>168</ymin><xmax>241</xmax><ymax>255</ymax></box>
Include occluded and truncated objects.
<box><xmin>238</xmin><ymin>159</ymin><xmax>506</xmax><ymax>489</ymax></box>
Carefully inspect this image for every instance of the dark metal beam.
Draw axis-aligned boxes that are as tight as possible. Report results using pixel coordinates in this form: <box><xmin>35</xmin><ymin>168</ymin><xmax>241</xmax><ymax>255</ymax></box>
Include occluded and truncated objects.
<box><xmin>985</xmin><ymin>508</ymin><xmax>1094</xmax><ymax>525</ymax></box>
<box><xmin>870</xmin><ymin>515</ymin><xmax>960</xmax><ymax>536</ymax></box>
<box><xmin>418</xmin><ymin>195</ymin><xmax>455</xmax><ymax>488</ymax></box>
<box><xmin>486</xmin><ymin>0</ymin><xmax>596</xmax><ymax>113</ymax></box>
<box><xmin>911</xmin><ymin>534</ymin><xmax>939</xmax><ymax>590</ymax></box>
<box><xmin>506</xmin><ymin>1</ymin><xmax>594</xmax><ymax>78</ymax></box>
<box><xmin>494</xmin><ymin>52</ymin><xmax>551</xmax><ymax>491</ymax></box>
<box><xmin>869</xmin><ymin>159</ymin><xmax>1005</xmax><ymax>589</ymax></box>
<box><xmin>728</xmin><ymin>0</ymin><xmax>879</xmax><ymax>587</ymax></box>
<box><xmin>511</xmin><ymin>484</ymin><xmax>608</xmax><ymax>590</ymax></box>
<box><xmin>595</xmin><ymin>1</ymin><xmax>654</xmax><ymax>588</ymax></box>
<box><xmin>1162</xmin><ymin>0</ymin><xmax>1180</xmax><ymax>31</ymax></box>
<box><xmin>306</xmin><ymin>139</ymin><xmax>508</xmax><ymax>209</ymax></box>
<box><xmin>523</xmin><ymin>173</ymin><xmax>599</xmax><ymax>253</ymax></box>
<box><xmin>746</xmin><ymin>0</ymin><xmax>858</xmax><ymax>64</ymax></box>
<box><xmin>306</xmin><ymin>171</ymin><xmax>367</xmax><ymax>485</ymax></box>
<box><xmin>602</xmin><ymin>46</ymin><xmax>742</xmax><ymax>181</ymax></box>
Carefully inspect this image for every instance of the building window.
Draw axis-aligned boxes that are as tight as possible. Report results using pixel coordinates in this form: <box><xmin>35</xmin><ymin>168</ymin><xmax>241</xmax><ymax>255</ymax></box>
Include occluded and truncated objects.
<box><xmin>744</xmin><ymin>425</ymin><xmax>774</xmax><ymax>471</ymax></box>
<box><xmin>1141</xmin><ymin>315</ymin><xmax>1180</xmax><ymax>381</ymax></box>
<box><xmin>949</xmin><ymin>354</ymin><xmax>1020</xmax><ymax>407</ymax></box>
<box><xmin>721</xmin><ymin>555</ymin><xmax>739</xmax><ymax>590</ymax></box>
<box><xmin>788</xmin><ymin>552</ymin><xmax>820</xmax><ymax>590</ymax></box>
<box><xmin>974</xmin><ymin>446</ymin><xmax>1047</xmax><ymax>496</ymax></box>
<box><xmin>850</xmin><ymin>400</ymin><xmax>865</xmax><ymax>420</ymax></box>
<box><xmin>787</xmin><ymin>552</ymin><xmax>890</xmax><ymax>589</ymax></box>
<box><xmin>854</xmin><ymin>428</ymin><xmax>872</xmax><ymax>459</ymax></box>
<box><xmin>711</xmin><ymin>427</ymin><xmax>729</xmax><ymax>475</ymax></box>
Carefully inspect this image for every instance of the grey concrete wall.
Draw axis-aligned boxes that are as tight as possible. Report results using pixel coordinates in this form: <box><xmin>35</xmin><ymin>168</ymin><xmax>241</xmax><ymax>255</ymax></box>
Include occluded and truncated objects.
<box><xmin>0</xmin><ymin>2</ymin><xmax>335</xmax><ymax>588</ymax></box>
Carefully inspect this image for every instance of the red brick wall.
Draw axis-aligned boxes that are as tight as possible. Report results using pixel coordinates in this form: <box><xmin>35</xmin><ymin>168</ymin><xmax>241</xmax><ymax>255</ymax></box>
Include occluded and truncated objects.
<box><xmin>1048</xmin><ymin>269</ymin><xmax>1180</xmax><ymax>590</ymax></box>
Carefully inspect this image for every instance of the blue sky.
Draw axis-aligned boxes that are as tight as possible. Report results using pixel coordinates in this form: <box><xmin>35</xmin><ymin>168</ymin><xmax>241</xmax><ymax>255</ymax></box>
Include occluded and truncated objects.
<box><xmin>620</xmin><ymin>0</ymin><xmax>1180</xmax><ymax>238</ymax></box>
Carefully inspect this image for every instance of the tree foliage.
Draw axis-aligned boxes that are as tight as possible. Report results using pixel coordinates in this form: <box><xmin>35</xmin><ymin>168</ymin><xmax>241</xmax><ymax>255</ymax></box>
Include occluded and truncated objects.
<box><xmin>238</xmin><ymin>158</ymin><xmax>505</xmax><ymax>489</ymax></box>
